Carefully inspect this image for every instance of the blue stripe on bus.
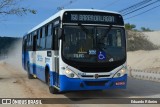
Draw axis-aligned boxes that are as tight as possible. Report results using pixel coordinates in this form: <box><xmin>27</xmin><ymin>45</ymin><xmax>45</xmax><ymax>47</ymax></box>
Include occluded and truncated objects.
<box><xmin>28</xmin><ymin>63</ymin><xmax>57</xmax><ymax>86</ymax></box>
<box><xmin>29</xmin><ymin>63</ymin><xmax>50</xmax><ymax>82</ymax></box>
<box><xmin>22</xmin><ymin>52</ymin><xmax>29</xmax><ymax>70</ymax></box>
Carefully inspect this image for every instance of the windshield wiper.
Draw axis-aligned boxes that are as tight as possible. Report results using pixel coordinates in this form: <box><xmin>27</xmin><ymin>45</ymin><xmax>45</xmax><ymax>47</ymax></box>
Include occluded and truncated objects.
<box><xmin>97</xmin><ymin>25</ymin><xmax>114</xmax><ymax>59</ymax></box>
<box><xmin>99</xmin><ymin>25</ymin><xmax>112</xmax><ymax>41</ymax></box>
<box><xmin>78</xmin><ymin>23</ymin><xmax>94</xmax><ymax>37</ymax></box>
<box><xmin>97</xmin><ymin>25</ymin><xmax>113</xmax><ymax>48</ymax></box>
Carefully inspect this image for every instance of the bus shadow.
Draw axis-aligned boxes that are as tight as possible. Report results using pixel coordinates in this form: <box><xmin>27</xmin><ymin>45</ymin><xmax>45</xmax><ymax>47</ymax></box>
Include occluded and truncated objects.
<box><xmin>64</xmin><ymin>77</ymin><xmax>160</xmax><ymax>102</ymax></box>
<box><xmin>64</xmin><ymin>89</ymin><xmax>130</xmax><ymax>102</ymax></box>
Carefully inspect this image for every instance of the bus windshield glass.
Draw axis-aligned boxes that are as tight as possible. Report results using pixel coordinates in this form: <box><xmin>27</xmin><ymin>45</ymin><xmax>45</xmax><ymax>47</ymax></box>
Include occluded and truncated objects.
<box><xmin>62</xmin><ymin>26</ymin><xmax>126</xmax><ymax>63</ymax></box>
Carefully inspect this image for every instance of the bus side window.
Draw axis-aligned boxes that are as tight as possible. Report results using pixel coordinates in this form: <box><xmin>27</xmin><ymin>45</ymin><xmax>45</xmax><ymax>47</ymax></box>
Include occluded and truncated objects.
<box><xmin>46</xmin><ymin>25</ymin><xmax>48</xmax><ymax>36</ymax></box>
<box><xmin>48</xmin><ymin>24</ymin><xmax>52</xmax><ymax>36</ymax></box>
<box><xmin>33</xmin><ymin>33</ymin><xmax>37</xmax><ymax>51</ymax></box>
<box><xmin>42</xmin><ymin>27</ymin><xmax>45</xmax><ymax>37</ymax></box>
<box><xmin>22</xmin><ymin>37</ymin><xmax>27</xmax><ymax>53</ymax></box>
<box><xmin>117</xmin><ymin>30</ymin><xmax>122</xmax><ymax>47</ymax></box>
<box><xmin>52</xmin><ymin>27</ymin><xmax>55</xmax><ymax>50</ymax></box>
<box><xmin>40</xmin><ymin>28</ymin><xmax>42</xmax><ymax>38</ymax></box>
<box><xmin>46</xmin><ymin>24</ymin><xmax>52</xmax><ymax>49</ymax></box>
<box><xmin>40</xmin><ymin>27</ymin><xmax>46</xmax><ymax>49</ymax></box>
<box><xmin>54</xmin><ymin>28</ymin><xmax>59</xmax><ymax>50</ymax></box>
<box><xmin>37</xmin><ymin>29</ymin><xmax>41</xmax><ymax>50</ymax></box>
<box><xmin>27</xmin><ymin>34</ymin><xmax>30</xmax><ymax>51</ymax></box>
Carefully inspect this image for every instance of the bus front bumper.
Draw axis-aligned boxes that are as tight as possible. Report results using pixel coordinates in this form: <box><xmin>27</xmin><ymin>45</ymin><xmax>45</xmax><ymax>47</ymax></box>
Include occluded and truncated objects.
<box><xmin>59</xmin><ymin>74</ymin><xmax>127</xmax><ymax>92</ymax></box>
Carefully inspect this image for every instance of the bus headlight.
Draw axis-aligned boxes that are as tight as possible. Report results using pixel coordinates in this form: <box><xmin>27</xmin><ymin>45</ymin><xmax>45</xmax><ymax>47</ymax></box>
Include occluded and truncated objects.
<box><xmin>113</xmin><ymin>68</ymin><xmax>126</xmax><ymax>78</ymax></box>
<box><xmin>65</xmin><ymin>69</ymin><xmax>79</xmax><ymax>78</ymax></box>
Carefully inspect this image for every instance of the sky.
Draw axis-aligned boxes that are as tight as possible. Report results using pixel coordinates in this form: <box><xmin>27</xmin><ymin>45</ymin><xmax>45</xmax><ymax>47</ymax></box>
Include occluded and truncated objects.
<box><xmin>0</xmin><ymin>0</ymin><xmax>160</xmax><ymax>37</ymax></box>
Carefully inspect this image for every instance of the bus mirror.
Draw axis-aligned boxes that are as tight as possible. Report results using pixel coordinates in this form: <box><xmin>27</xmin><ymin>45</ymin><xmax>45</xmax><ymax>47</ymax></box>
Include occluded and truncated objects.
<box><xmin>58</xmin><ymin>28</ymin><xmax>62</xmax><ymax>39</ymax></box>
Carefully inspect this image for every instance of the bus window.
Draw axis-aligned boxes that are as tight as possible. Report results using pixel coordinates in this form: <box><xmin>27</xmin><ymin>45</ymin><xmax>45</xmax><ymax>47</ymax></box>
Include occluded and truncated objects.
<box><xmin>48</xmin><ymin>24</ymin><xmax>52</xmax><ymax>36</ymax></box>
<box><xmin>42</xmin><ymin>27</ymin><xmax>45</xmax><ymax>37</ymax></box>
<box><xmin>40</xmin><ymin>27</ymin><xmax>46</xmax><ymax>50</ymax></box>
<box><xmin>40</xmin><ymin>28</ymin><xmax>42</xmax><ymax>38</ymax></box>
<box><xmin>116</xmin><ymin>30</ymin><xmax>122</xmax><ymax>47</ymax></box>
<box><xmin>46</xmin><ymin>24</ymin><xmax>52</xmax><ymax>49</ymax></box>
<box><xmin>45</xmin><ymin>25</ymin><xmax>48</xmax><ymax>36</ymax></box>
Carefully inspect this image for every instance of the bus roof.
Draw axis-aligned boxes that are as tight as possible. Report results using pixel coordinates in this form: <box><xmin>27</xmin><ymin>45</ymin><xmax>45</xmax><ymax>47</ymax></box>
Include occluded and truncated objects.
<box><xmin>27</xmin><ymin>9</ymin><xmax>121</xmax><ymax>34</ymax></box>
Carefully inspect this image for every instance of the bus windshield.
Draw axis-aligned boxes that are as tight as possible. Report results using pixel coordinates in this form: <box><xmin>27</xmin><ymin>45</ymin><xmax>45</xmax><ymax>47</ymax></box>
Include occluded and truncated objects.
<box><xmin>62</xmin><ymin>26</ymin><xmax>126</xmax><ymax>63</ymax></box>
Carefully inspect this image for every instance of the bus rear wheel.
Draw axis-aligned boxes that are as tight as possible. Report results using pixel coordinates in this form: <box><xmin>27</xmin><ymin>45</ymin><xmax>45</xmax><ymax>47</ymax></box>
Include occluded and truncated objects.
<box><xmin>27</xmin><ymin>64</ymin><xmax>34</xmax><ymax>79</ymax></box>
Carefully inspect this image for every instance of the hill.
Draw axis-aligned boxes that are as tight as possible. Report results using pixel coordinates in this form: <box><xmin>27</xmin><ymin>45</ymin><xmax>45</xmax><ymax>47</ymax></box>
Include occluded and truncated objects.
<box><xmin>143</xmin><ymin>31</ymin><xmax>160</xmax><ymax>46</ymax></box>
<box><xmin>0</xmin><ymin>37</ymin><xmax>21</xmax><ymax>56</ymax></box>
<box><xmin>126</xmin><ymin>30</ymin><xmax>159</xmax><ymax>51</ymax></box>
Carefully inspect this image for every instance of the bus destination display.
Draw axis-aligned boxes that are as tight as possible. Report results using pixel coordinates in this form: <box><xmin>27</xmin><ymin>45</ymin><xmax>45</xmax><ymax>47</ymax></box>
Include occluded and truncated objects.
<box><xmin>63</xmin><ymin>11</ymin><xmax>124</xmax><ymax>25</ymax></box>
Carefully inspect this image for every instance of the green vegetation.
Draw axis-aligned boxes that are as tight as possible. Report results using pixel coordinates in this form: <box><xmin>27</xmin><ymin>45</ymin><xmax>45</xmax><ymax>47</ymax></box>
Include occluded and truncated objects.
<box><xmin>125</xmin><ymin>23</ymin><xmax>136</xmax><ymax>30</ymax></box>
<box><xmin>125</xmin><ymin>23</ymin><xmax>153</xmax><ymax>31</ymax></box>
<box><xmin>141</xmin><ymin>27</ymin><xmax>153</xmax><ymax>32</ymax></box>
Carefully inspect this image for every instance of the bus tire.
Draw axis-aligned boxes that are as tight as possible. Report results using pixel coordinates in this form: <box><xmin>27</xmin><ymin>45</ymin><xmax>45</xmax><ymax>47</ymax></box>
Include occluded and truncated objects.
<box><xmin>27</xmin><ymin>63</ymin><xmax>34</xmax><ymax>79</ymax></box>
<box><xmin>49</xmin><ymin>86</ymin><xmax>59</xmax><ymax>94</ymax></box>
<box><xmin>46</xmin><ymin>69</ymin><xmax>59</xmax><ymax>94</ymax></box>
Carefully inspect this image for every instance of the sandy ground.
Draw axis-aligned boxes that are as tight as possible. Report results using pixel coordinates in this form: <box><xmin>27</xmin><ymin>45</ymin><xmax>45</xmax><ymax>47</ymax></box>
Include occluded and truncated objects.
<box><xmin>143</xmin><ymin>31</ymin><xmax>160</xmax><ymax>46</ymax></box>
<box><xmin>127</xmin><ymin>50</ymin><xmax>160</xmax><ymax>71</ymax></box>
<box><xmin>127</xmin><ymin>31</ymin><xmax>160</xmax><ymax>71</ymax></box>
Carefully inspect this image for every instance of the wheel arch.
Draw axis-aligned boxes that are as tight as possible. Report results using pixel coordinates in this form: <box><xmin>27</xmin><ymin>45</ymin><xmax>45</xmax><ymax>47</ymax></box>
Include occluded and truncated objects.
<box><xmin>45</xmin><ymin>64</ymin><xmax>51</xmax><ymax>83</ymax></box>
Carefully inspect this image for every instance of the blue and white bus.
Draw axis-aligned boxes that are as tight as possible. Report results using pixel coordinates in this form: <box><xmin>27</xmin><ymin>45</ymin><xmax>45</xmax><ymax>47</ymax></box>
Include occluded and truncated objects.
<box><xmin>22</xmin><ymin>9</ymin><xmax>127</xmax><ymax>94</ymax></box>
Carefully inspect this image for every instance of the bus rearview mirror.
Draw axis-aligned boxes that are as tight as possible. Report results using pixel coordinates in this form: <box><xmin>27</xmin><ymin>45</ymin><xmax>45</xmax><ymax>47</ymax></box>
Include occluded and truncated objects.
<box><xmin>58</xmin><ymin>28</ymin><xmax>62</xmax><ymax>39</ymax></box>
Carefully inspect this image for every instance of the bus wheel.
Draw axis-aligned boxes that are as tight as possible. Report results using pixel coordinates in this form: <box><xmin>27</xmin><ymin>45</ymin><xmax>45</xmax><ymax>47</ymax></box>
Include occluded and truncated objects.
<box><xmin>27</xmin><ymin>64</ymin><xmax>34</xmax><ymax>79</ymax></box>
<box><xmin>49</xmin><ymin>86</ymin><xmax>59</xmax><ymax>94</ymax></box>
<box><xmin>47</xmin><ymin>72</ymin><xmax>59</xmax><ymax>94</ymax></box>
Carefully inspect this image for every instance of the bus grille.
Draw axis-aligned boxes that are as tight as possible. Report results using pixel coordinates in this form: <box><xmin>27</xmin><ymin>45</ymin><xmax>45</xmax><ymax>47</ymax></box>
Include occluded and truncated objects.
<box><xmin>84</xmin><ymin>81</ymin><xmax>108</xmax><ymax>86</ymax></box>
<box><xmin>81</xmin><ymin>75</ymin><xmax>110</xmax><ymax>78</ymax></box>
<box><xmin>77</xmin><ymin>67</ymin><xmax>115</xmax><ymax>73</ymax></box>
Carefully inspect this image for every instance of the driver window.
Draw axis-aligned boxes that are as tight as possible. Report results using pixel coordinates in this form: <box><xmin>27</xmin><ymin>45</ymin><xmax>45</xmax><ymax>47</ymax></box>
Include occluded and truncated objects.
<box><xmin>117</xmin><ymin>30</ymin><xmax>122</xmax><ymax>47</ymax></box>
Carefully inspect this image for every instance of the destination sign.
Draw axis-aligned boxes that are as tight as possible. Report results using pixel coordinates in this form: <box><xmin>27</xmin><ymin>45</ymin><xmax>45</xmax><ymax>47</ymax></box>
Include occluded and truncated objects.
<box><xmin>63</xmin><ymin>11</ymin><xmax>124</xmax><ymax>25</ymax></box>
<box><xmin>71</xmin><ymin>14</ymin><xmax>115</xmax><ymax>23</ymax></box>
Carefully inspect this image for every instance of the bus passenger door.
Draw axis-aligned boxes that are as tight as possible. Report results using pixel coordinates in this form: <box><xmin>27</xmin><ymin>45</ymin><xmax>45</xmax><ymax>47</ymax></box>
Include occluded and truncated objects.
<box><xmin>32</xmin><ymin>35</ymin><xmax>37</xmax><ymax>75</ymax></box>
<box><xmin>54</xmin><ymin>28</ymin><xmax>60</xmax><ymax>87</ymax></box>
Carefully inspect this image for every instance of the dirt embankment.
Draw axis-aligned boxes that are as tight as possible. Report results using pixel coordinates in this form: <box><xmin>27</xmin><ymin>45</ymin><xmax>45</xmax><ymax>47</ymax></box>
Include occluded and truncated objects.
<box><xmin>127</xmin><ymin>31</ymin><xmax>160</xmax><ymax>71</ymax></box>
<box><xmin>127</xmin><ymin>50</ymin><xmax>160</xmax><ymax>71</ymax></box>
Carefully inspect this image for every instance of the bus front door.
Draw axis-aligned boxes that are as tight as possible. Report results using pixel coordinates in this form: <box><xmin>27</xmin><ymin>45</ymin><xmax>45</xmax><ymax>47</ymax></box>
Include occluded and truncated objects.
<box><xmin>32</xmin><ymin>35</ymin><xmax>37</xmax><ymax>75</ymax></box>
<box><xmin>54</xmin><ymin>28</ymin><xmax>60</xmax><ymax>87</ymax></box>
<box><xmin>54</xmin><ymin>53</ymin><xmax>59</xmax><ymax>87</ymax></box>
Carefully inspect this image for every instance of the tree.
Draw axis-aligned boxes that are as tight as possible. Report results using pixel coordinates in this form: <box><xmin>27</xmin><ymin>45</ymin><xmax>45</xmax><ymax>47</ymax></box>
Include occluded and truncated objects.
<box><xmin>0</xmin><ymin>0</ymin><xmax>36</xmax><ymax>16</ymax></box>
<box><xmin>125</xmin><ymin>23</ymin><xmax>136</xmax><ymax>30</ymax></box>
<box><xmin>141</xmin><ymin>27</ymin><xmax>153</xmax><ymax>31</ymax></box>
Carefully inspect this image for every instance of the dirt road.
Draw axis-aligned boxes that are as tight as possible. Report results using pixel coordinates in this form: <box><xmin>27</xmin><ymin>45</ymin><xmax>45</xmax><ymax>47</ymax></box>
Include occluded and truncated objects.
<box><xmin>0</xmin><ymin>61</ymin><xmax>160</xmax><ymax>98</ymax></box>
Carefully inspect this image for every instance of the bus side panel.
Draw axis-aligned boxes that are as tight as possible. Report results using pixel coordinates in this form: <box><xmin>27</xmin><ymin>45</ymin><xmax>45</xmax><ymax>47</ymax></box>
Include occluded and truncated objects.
<box><xmin>30</xmin><ymin>51</ymin><xmax>54</xmax><ymax>82</ymax></box>
<box><xmin>22</xmin><ymin>51</ymin><xmax>29</xmax><ymax>71</ymax></box>
<box><xmin>35</xmin><ymin>64</ymin><xmax>46</xmax><ymax>82</ymax></box>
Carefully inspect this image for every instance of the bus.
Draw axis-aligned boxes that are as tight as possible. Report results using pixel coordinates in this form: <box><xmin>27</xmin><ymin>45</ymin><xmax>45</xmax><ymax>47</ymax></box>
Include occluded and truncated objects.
<box><xmin>22</xmin><ymin>9</ymin><xmax>127</xmax><ymax>94</ymax></box>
